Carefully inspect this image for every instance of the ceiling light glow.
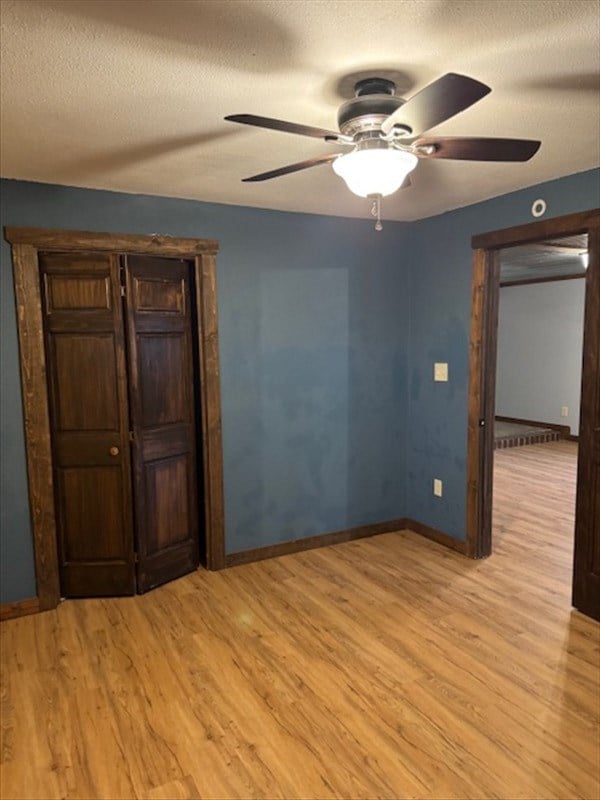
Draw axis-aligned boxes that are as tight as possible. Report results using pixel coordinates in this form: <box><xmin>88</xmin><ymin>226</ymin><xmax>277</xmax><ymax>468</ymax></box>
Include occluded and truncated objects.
<box><xmin>581</xmin><ymin>252</ymin><xmax>589</xmax><ymax>268</ymax></box>
<box><xmin>333</xmin><ymin>148</ymin><xmax>418</xmax><ymax>197</ymax></box>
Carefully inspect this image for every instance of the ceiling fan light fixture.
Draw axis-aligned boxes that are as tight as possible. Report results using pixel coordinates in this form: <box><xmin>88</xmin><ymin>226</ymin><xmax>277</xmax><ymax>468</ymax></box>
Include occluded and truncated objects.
<box><xmin>332</xmin><ymin>148</ymin><xmax>418</xmax><ymax>197</ymax></box>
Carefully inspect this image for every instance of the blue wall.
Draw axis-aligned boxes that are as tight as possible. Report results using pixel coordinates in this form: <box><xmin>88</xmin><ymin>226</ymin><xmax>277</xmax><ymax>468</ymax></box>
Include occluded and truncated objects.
<box><xmin>2</xmin><ymin>169</ymin><xmax>598</xmax><ymax>602</ymax></box>
<box><xmin>0</xmin><ymin>179</ymin><xmax>410</xmax><ymax>602</ymax></box>
<box><xmin>407</xmin><ymin>168</ymin><xmax>600</xmax><ymax>537</ymax></box>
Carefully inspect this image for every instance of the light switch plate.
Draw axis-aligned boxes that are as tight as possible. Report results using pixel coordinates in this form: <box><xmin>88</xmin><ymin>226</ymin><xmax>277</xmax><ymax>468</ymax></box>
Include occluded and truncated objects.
<box><xmin>433</xmin><ymin>478</ymin><xmax>443</xmax><ymax>497</ymax></box>
<box><xmin>434</xmin><ymin>362</ymin><xmax>448</xmax><ymax>382</ymax></box>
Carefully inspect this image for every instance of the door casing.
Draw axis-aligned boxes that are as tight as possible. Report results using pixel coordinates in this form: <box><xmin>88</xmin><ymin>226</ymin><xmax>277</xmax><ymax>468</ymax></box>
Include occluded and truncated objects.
<box><xmin>6</xmin><ymin>226</ymin><xmax>226</xmax><ymax>611</ymax></box>
<box><xmin>466</xmin><ymin>209</ymin><xmax>600</xmax><ymax>615</ymax></box>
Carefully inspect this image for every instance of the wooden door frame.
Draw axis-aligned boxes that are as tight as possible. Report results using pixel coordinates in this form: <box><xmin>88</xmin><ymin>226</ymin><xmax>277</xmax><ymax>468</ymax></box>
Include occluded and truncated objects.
<box><xmin>5</xmin><ymin>226</ymin><xmax>226</xmax><ymax>611</ymax></box>
<box><xmin>466</xmin><ymin>208</ymin><xmax>600</xmax><ymax>561</ymax></box>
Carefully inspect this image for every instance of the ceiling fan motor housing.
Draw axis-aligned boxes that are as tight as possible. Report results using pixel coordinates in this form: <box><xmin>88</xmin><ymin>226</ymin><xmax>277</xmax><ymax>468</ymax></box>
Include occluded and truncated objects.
<box><xmin>224</xmin><ymin>72</ymin><xmax>541</xmax><ymax>185</ymax></box>
<box><xmin>338</xmin><ymin>78</ymin><xmax>408</xmax><ymax>137</ymax></box>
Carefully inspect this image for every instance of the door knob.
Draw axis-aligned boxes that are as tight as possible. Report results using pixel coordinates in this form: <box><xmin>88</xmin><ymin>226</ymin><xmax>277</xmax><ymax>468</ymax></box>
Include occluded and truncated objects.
<box><xmin>109</xmin><ymin>446</ymin><xmax>119</xmax><ymax>456</ymax></box>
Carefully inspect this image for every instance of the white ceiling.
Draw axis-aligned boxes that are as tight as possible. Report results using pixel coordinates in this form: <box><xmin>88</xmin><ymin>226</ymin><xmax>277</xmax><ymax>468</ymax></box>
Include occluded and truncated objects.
<box><xmin>1</xmin><ymin>0</ymin><xmax>599</xmax><ymax>221</ymax></box>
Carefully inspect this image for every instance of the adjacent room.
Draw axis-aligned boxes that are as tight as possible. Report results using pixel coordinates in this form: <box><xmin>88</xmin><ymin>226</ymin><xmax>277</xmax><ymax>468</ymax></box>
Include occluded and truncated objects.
<box><xmin>495</xmin><ymin>235</ymin><xmax>586</xmax><ymax>448</ymax></box>
<box><xmin>491</xmin><ymin>238</ymin><xmax>587</xmax><ymax>641</ymax></box>
<box><xmin>1</xmin><ymin>1</ymin><xmax>599</xmax><ymax>799</ymax></box>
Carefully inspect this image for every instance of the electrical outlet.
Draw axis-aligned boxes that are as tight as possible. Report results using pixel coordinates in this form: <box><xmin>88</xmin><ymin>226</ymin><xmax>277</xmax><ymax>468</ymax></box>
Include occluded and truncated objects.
<box><xmin>433</xmin><ymin>478</ymin><xmax>443</xmax><ymax>497</ymax></box>
<box><xmin>561</xmin><ymin>406</ymin><xmax>569</xmax><ymax>417</ymax></box>
<box><xmin>434</xmin><ymin>362</ymin><xmax>448</xmax><ymax>382</ymax></box>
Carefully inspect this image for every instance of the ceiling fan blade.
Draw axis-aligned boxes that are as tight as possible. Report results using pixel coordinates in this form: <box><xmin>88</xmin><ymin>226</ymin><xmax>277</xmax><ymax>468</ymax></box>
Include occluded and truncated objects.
<box><xmin>381</xmin><ymin>73</ymin><xmax>491</xmax><ymax>137</ymax></box>
<box><xmin>242</xmin><ymin>153</ymin><xmax>342</xmax><ymax>182</ymax></box>
<box><xmin>225</xmin><ymin>113</ymin><xmax>349</xmax><ymax>143</ymax></box>
<box><xmin>414</xmin><ymin>136</ymin><xmax>541</xmax><ymax>161</ymax></box>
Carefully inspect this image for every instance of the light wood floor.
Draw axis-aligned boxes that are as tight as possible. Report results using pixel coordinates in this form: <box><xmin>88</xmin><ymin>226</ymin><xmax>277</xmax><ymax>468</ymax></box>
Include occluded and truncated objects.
<box><xmin>1</xmin><ymin>441</ymin><xmax>599</xmax><ymax>799</ymax></box>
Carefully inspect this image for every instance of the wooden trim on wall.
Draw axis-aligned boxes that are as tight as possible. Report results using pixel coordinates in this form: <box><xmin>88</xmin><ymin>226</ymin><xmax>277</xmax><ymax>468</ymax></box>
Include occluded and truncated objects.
<box><xmin>403</xmin><ymin>519</ymin><xmax>467</xmax><ymax>554</ymax></box>
<box><xmin>466</xmin><ymin>248</ymin><xmax>498</xmax><ymax>559</ymax></box>
<box><xmin>472</xmin><ymin>209</ymin><xmax>599</xmax><ymax>250</ymax></box>
<box><xmin>11</xmin><ymin>243</ymin><xmax>61</xmax><ymax>611</ymax></box>
<box><xmin>195</xmin><ymin>254</ymin><xmax>226</xmax><ymax>570</ymax></box>
<box><xmin>5</xmin><ymin>227</ymin><xmax>225</xmax><ymax>609</ymax></box>
<box><xmin>466</xmin><ymin>249</ymin><xmax>487</xmax><ymax>559</ymax></box>
<box><xmin>572</xmin><ymin>224</ymin><xmax>600</xmax><ymax>618</ymax></box>
<box><xmin>4</xmin><ymin>227</ymin><xmax>218</xmax><ymax>255</ymax></box>
<box><xmin>226</xmin><ymin>519</ymin><xmax>408</xmax><ymax>567</ymax></box>
<box><xmin>226</xmin><ymin>517</ymin><xmax>467</xmax><ymax>567</ymax></box>
<box><xmin>500</xmin><ymin>273</ymin><xmax>586</xmax><ymax>288</ymax></box>
<box><xmin>0</xmin><ymin>597</ymin><xmax>41</xmax><ymax>622</ymax></box>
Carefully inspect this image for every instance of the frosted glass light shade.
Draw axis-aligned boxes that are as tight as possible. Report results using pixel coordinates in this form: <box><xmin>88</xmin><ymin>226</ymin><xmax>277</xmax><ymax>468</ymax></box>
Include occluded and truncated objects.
<box><xmin>333</xmin><ymin>148</ymin><xmax>418</xmax><ymax>197</ymax></box>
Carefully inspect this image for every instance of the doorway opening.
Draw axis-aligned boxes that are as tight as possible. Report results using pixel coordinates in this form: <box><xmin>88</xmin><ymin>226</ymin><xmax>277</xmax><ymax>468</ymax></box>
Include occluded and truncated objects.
<box><xmin>492</xmin><ymin>235</ymin><xmax>586</xmax><ymax>600</ymax></box>
<box><xmin>495</xmin><ymin>234</ymin><xmax>586</xmax><ymax>449</ymax></box>
<box><xmin>467</xmin><ymin>209</ymin><xmax>599</xmax><ymax>621</ymax></box>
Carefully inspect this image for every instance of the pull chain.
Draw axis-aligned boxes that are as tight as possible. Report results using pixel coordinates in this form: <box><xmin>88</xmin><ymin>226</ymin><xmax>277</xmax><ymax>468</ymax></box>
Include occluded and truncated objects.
<box><xmin>370</xmin><ymin>194</ymin><xmax>383</xmax><ymax>232</ymax></box>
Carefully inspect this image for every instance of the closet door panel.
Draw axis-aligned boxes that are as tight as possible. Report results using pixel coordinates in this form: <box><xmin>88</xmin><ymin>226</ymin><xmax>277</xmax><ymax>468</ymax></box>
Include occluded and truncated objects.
<box><xmin>58</xmin><ymin>466</ymin><xmax>128</xmax><ymax>561</ymax></box>
<box><xmin>144</xmin><ymin>454</ymin><xmax>191</xmax><ymax>551</ymax></box>
<box><xmin>40</xmin><ymin>252</ymin><xmax>136</xmax><ymax>597</ymax></box>
<box><xmin>138</xmin><ymin>335</ymin><xmax>188</xmax><ymax>425</ymax></box>
<box><xmin>51</xmin><ymin>334</ymin><xmax>119</xmax><ymax>430</ymax></box>
<box><xmin>125</xmin><ymin>255</ymin><xmax>200</xmax><ymax>592</ymax></box>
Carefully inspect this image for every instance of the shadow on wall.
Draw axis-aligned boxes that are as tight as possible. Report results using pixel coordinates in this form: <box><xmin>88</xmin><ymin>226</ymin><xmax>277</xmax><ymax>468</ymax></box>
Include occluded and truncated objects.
<box><xmin>222</xmin><ymin>227</ymin><xmax>409</xmax><ymax>553</ymax></box>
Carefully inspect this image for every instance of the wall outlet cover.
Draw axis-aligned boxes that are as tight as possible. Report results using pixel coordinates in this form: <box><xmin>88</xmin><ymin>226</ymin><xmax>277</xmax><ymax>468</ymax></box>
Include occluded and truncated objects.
<box><xmin>561</xmin><ymin>406</ymin><xmax>569</xmax><ymax>417</ymax></box>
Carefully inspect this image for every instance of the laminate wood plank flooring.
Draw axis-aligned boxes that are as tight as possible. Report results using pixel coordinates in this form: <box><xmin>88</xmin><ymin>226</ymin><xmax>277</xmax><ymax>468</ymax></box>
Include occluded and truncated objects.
<box><xmin>1</xmin><ymin>440</ymin><xmax>599</xmax><ymax>799</ymax></box>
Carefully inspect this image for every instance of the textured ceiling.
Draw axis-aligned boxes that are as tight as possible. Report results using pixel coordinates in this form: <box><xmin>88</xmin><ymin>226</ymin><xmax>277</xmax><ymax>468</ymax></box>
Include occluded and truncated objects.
<box><xmin>0</xmin><ymin>0</ymin><xmax>599</xmax><ymax>221</ymax></box>
<box><xmin>500</xmin><ymin>234</ymin><xmax>588</xmax><ymax>282</ymax></box>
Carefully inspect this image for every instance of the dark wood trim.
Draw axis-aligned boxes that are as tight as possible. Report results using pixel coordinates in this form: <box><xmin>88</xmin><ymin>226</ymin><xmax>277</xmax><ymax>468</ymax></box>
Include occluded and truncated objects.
<box><xmin>5</xmin><ymin>226</ymin><xmax>218</xmax><ymax>255</ymax></box>
<box><xmin>11</xmin><ymin>243</ymin><xmax>61</xmax><ymax>611</ymax></box>
<box><xmin>195</xmin><ymin>254</ymin><xmax>226</xmax><ymax>570</ymax></box>
<box><xmin>572</xmin><ymin>225</ymin><xmax>600</xmax><ymax>619</ymax></box>
<box><xmin>480</xmin><ymin>250</ymin><xmax>500</xmax><ymax>557</ymax></box>
<box><xmin>468</xmin><ymin>209</ymin><xmax>599</xmax><ymax>585</ymax></box>
<box><xmin>0</xmin><ymin>597</ymin><xmax>41</xmax><ymax>622</ymax></box>
<box><xmin>466</xmin><ymin>249</ymin><xmax>487</xmax><ymax>558</ymax></box>
<box><xmin>6</xmin><ymin>227</ymin><xmax>225</xmax><ymax>609</ymax></box>
<box><xmin>500</xmin><ymin>273</ymin><xmax>586</xmax><ymax>288</ymax></box>
<box><xmin>404</xmin><ymin>519</ymin><xmax>468</xmax><ymax>554</ymax></box>
<box><xmin>226</xmin><ymin>519</ymin><xmax>408</xmax><ymax>566</ymax></box>
<box><xmin>566</xmin><ymin>434</ymin><xmax>580</xmax><ymax>442</ymax></box>
<box><xmin>472</xmin><ymin>209</ymin><xmax>600</xmax><ymax>250</ymax></box>
<box><xmin>495</xmin><ymin>415</ymin><xmax>571</xmax><ymax>437</ymax></box>
<box><xmin>226</xmin><ymin>517</ymin><xmax>468</xmax><ymax>567</ymax></box>
<box><xmin>466</xmin><ymin>248</ymin><xmax>498</xmax><ymax>559</ymax></box>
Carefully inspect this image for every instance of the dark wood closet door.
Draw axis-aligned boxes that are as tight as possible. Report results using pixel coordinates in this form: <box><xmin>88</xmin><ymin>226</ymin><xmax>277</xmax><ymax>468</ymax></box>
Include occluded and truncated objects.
<box><xmin>40</xmin><ymin>252</ymin><xmax>136</xmax><ymax>596</ymax></box>
<box><xmin>124</xmin><ymin>255</ymin><xmax>200</xmax><ymax>592</ymax></box>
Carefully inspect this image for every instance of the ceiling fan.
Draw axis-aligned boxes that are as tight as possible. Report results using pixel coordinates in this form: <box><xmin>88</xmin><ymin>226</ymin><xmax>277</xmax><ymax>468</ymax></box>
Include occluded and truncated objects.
<box><xmin>225</xmin><ymin>72</ymin><xmax>541</xmax><ymax>229</ymax></box>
